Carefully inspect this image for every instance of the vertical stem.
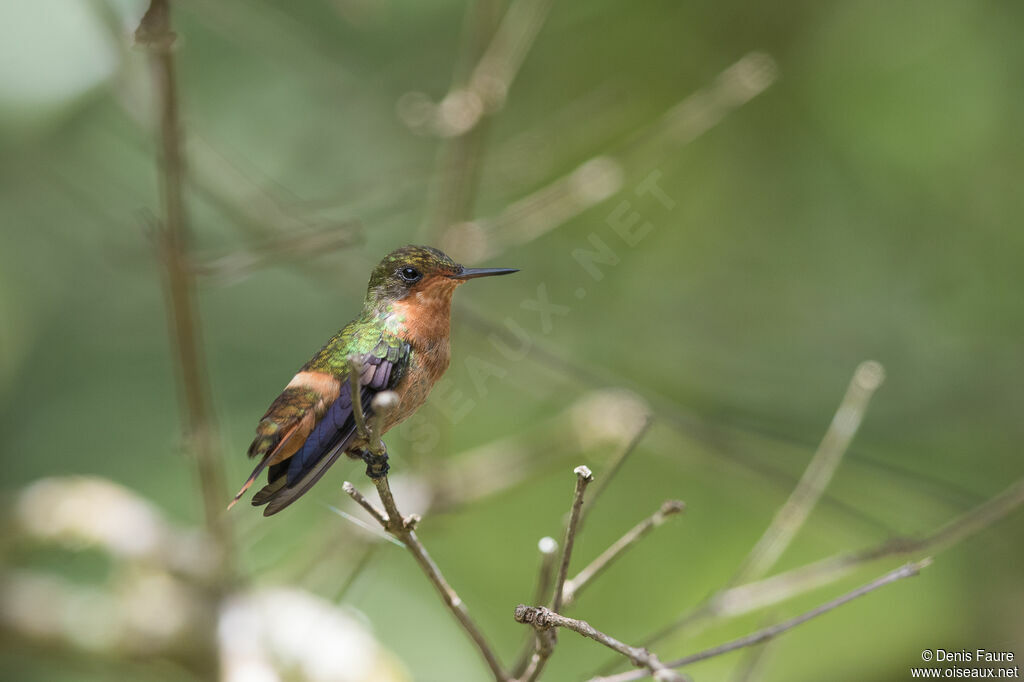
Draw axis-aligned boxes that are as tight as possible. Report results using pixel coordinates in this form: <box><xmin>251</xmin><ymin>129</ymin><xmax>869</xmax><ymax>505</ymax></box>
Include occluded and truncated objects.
<box><xmin>552</xmin><ymin>466</ymin><xmax>594</xmax><ymax>613</ymax></box>
<box><xmin>136</xmin><ymin>0</ymin><xmax>232</xmax><ymax>574</ymax></box>
<box><xmin>421</xmin><ymin>0</ymin><xmax>501</xmax><ymax>241</ymax></box>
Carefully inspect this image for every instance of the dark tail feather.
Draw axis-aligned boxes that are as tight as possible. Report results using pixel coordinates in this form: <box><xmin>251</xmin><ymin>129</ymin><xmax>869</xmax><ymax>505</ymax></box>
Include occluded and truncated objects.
<box><xmin>262</xmin><ymin>449</ymin><xmax>345</xmax><ymax>516</ymax></box>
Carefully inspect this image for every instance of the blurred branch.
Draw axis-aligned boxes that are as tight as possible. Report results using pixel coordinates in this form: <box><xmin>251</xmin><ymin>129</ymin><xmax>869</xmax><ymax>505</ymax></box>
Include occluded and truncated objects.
<box><xmin>334</xmin><ymin>542</ymin><xmax>380</xmax><ymax>601</ymax></box>
<box><xmin>134</xmin><ymin>0</ymin><xmax>233</xmax><ymax>575</ymax></box>
<box><xmin>707</xmin><ymin>475</ymin><xmax>1024</xmax><ymax>621</ymax></box>
<box><xmin>590</xmin><ymin>560</ymin><xmax>932</xmax><ymax>682</ymax></box>
<box><xmin>428</xmin><ymin>389</ymin><xmax>650</xmax><ymax>515</ymax></box>
<box><xmin>594</xmin><ymin>473</ymin><xmax>1024</xmax><ymax>678</ymax></box>
<box><xmin>581</xmin><ymin>416</ymin><xmax>654</xmax><ymax>528</ymax></box>
<box><xmin>729</xmin><ymin>625</ymin><xmax>776</xmax><ymax>682</ymax></box>
<box><xmin>562</xmin><ymin>500</ymin><xmax>686</xmax><ymax>609</ymax></box>
<box><xmin>620</xmin><ymin>361</ymin><xmax>887</xmax><ymax>653</ymax></box>
<box><xmin>461</xmin><ymin>305</ymin><xmax>908</xmax><ymax>535</ymax></box>
<box><xmin>730</xmin><ymin>360</ymin><xmax>886</xmax><ymax>586</ymax></box>
<box><xmin>418</xmin><ymin>0</ymin><xmax>501</xmax><ymax>242</ymax></box>
<box><xmin>514</xmin><ymin>605</ymin><xmax>687</xmax><ymax>682</ymax></box>
<box><xmin>511</xmin><ymin>537</ymin><xmax>559</xmax><ymax>678</ymax></box>
<box><xmin>468</xmin><ymin>0</ymin><xmax>554</xmax><ymax>117</ymax></box>
<box><xmin>630</xmin><ymin>361</ymin><xmax>886</xmax><ymax>651</ymax></box>
<box><xmin>185</xmin><ymin>134</ymin><xmax>357</xmax><ymax>240</ymax></box>
<box><xmin>416</xmin><ymin>0</ymin><xmax>553</xmax><ymax>246</ymax></box>
<box><xmin>90</xmin><ymin>5</ymin><xmax>364</xmax><ymax>285</ymax></box>
<box><xmin>445</xmin><ymin>52</ymin><xmax>778</xmax><ymax>262</ymax></box>
<box><xmin>189</xmin><ymin>220</ymin><xmax>362</xmax><ymax>282</ymax></box>
<box><xmin>399</xmin><ymin>0</ymin><xmax>554</xmax><ymax>140</ymax></box>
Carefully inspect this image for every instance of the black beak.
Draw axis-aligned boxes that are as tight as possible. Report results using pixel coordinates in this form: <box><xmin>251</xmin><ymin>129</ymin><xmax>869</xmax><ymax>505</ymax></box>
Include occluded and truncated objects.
<box><xmin>450</xmin><ymin>266</ymin><xmax>519</xmax><ymax>280</ymax></box>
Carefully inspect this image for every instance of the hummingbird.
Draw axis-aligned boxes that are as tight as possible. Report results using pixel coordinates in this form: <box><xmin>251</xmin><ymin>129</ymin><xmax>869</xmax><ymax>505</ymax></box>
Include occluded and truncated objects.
<box><xmin>229</xmin><ymin>245</ymin><xmax>518</xmax><ymax>516</ymax></box>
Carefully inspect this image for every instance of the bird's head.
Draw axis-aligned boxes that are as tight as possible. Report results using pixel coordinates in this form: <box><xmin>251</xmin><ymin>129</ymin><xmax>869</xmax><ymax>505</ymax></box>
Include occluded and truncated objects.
<box><xmin>365</xmin><ymin>245</ymin><xmax>517</xmax><ymax>308</ymax></box>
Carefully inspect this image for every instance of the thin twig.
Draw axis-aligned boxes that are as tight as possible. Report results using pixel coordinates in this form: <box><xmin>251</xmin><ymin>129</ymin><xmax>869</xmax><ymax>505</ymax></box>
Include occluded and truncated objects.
<box><xmin>341</xmin><ymin>481</ymin><xmax>388</xmax><ymax>528</ymax></box>
<box><xmin>341</xmin><ymin>379</ymin><xmax>507</xmax><ymax>680</ymax></box>
<box><xmin>707</xmin><ymin>476</ymin><xmax>1024</xmax><ymax>620</ymax></box>
<box><xmin>553</xmin><ymin>466</ymin><xmax>595</xmax><ymax>613</ymax></box>
<box><xmin>730</xmin><ymin>361</ymin><xmax>886</xmax><ymax>586</ymax></box>
<box><xmin>519</xmin><ymin>466</ymin><xmax>595</xmax><ymax>682</ymax></box>
<box><xmin>467</xmin><ymin>0</ymin><xmax>554</xmax><ymax>115</ymax></box>
<box><xmin>461</xmin><ymin>306</ymin><xmax>906</xmax><ymax>537</ymax></box>
<box><xmin>511</xmin><ymin>537</ymin><xmax>560</xmax><ymax>678</ymax></box>
<box><xmin>591</xmin><ymin>559</ymin><xmax>932</xmax><ymax>682</ymax></box>
<box><xmin>597</xmin><ymin>362</ymin><xmax>886</xmax><ymax>669</ymax></box>
<box><xmin>135</xmin><ymin>0</ymin><xmax>232</xmax><ymax>578</ymax></box>
<box><xmin>189</xmin><ymin>220</ymin><xmax>362</xmax><ymax>282</ymax></box>
<box><xmin>592</xmin><ymin>474</ymin><xmax>1024</xmax><ymax>679</ymax></box>
<box><xmin>366</xmin><ymin>474</ymin><xmax>508</xmax><ymax>680</ymax></box>
<box><xmin>563</xmin><ymin>500</ymin><xmax>685</xmax><ymax>608</ymax></box>
<box><xmin>728</xmin><ymin>623</ymin><xmax>776</xmax><ymax>682</ymax></box>
<box><xmin>514</xmin><ymin>605</ymin><xmax>687</xmax><ymax>682</ymax></box>
<box><xmin>420</xmin><ymin>0</ymin><xmax>501</xmax><ymax>241</ymax></box>
<box><xmin>580</xmin><ymin>416</ymin><xmax>654</xmax><ymax>529</ymax></box>
<box><xmin>335</xmin><ymin>543</ymin><xmax>379</xmax><ymax>602</ymax></box>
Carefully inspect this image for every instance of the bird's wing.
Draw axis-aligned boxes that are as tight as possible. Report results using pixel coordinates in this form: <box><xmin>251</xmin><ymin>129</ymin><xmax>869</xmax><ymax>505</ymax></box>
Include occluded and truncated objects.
<box><xmin>236</xmin><ymin>332</ymin><xmax>410</xmax><ymax>516</ymax></box>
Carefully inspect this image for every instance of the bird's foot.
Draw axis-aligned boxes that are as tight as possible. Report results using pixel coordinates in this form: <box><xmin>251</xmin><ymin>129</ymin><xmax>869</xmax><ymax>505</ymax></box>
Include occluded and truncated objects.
<box><xmin>360</xmin><ymin>448</ymin><xmax>390</xmax><ymax>479</ymax></box>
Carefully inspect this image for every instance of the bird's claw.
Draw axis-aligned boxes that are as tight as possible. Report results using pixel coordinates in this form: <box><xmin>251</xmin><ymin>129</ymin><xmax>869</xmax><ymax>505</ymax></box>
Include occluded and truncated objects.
<box><xmin>361</xmin><ymin>449</ymin><xmax>390</xmax><ymax>479</ymax></box>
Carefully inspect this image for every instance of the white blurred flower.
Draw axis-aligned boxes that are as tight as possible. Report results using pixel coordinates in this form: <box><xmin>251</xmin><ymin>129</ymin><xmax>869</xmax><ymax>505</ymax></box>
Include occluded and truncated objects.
<box><xmin>219</xmin><ymin>588</ymin><xmax>409</xmax><ymax>682</ymax></box>
<box><xmin>15</xmin><ymin>477</ymin><xmax>163</xmax><ymax>559</ymax></box>
<box><xmin>569</xmin><ymin>389</ymin><xmax>650</xmax><ymax>450</ymax></box>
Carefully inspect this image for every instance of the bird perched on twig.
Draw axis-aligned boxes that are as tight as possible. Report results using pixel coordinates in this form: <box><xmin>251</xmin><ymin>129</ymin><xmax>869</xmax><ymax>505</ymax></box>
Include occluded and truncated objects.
<box><xmin>229</xmin><ymin>245</ymin><xmax>517</xmax><ymax>516</ymax></box>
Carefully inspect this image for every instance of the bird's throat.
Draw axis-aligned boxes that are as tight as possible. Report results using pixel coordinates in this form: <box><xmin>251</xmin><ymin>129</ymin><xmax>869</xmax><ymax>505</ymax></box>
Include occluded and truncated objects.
<box><xmin>386</xmin><ymin>279</ymin><xmax>458</xmax><ymax>348</ymax></box>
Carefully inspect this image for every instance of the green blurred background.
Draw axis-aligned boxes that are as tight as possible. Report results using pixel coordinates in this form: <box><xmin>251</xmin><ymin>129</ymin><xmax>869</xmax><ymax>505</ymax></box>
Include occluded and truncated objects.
<box><xmin>1</xmin><ymin>1</ymin><xmax>1022</xmax><ymax>681</ymax></box>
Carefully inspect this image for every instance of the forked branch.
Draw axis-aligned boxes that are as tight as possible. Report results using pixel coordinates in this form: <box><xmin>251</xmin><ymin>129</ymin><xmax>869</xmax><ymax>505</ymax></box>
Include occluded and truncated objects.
<box><xmin>563</xmin><ymin>499</ymin><xmax>685</xmax><ymax>608</ymax></box>
<box><xmin>342</xmin><ymin>362</ymin><xmax>507</xmax><ymax>681</ymax></box>
<box><xmin>514</xmin><ymin>605</ymin><xmax>687</xmax><ymax>682</ymax></box>
<box><xmin>590</xmin><ymin>559</ymin><xmax>932</xmax><ymax>682</ymax></box>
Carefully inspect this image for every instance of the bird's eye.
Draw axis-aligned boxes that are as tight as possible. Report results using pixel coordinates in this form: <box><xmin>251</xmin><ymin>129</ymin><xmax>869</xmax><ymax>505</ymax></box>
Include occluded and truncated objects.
<box><xmin>398</xmin><ymin>267</ymin><xmax>422</xmax><ymax>283</ymax></box>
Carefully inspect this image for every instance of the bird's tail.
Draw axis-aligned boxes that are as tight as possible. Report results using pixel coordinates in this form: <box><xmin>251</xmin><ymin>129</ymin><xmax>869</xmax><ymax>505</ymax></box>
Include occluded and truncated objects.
<box><xmin>226</xmin><ymin>454</ymin><xmax>272</xmax><ymax>510</ymax></box>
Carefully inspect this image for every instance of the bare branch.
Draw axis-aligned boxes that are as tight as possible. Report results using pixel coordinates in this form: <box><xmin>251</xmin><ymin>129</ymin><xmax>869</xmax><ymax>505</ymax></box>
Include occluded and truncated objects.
<box><xmin>334</xmin><ymin>543</ymin><xmax>380</xmax><ymax>602</ymax></box>
<box><xmin>729</xmin><ymin>625</ymin><xmax>776</xmax><ymax>682</ymax></box>
<box><xmin>345</xmin><ymin>454</ymin><xmax>506</xmax><ymax>681</ymax></box>
<box><xmin>467</xmin><ymin>0</ymin><xmax>554</xmax><ymax>115</ymax></box>
<box><xmin>189</xmin><ymin>221</ymin><xmax>361</xmax><ymax>282</ymax></box>
<box><xmin>135</xmin><ymin>0</ymin><xmax>232</xmax><ymax>575</ymax></box>
<box><xmin>591</xmin><ymin>560</ymin><xmax>932</xmax><ymax>682</ymax></box>
<box><xmin>581</xmin><ymin>416</ymin><xmax>654</xmax><ymax>528</ymax></box>
<box><xmin>514</xmin><ymin>605</ymin><xmax>688</xmax><ymax>682</ymax></box>
<box><xmin>511</xmin><ymin>537</ymin><xmax>560</xmax><ymax>677</ymax></box>
<box><xmin>709</xmin><ymin>476</ymin><xmax>1024</xmax><ymax>620</ymax></box>
<box><xmin>624</xmin><ymin>362</ymin><xmax>886</xmax><ymax>656</ymax></box>
<box><xmin>455</xmin><ymin>53</ymin><xmax>778</xmax><ymax>262</ymax></box>
<box><xmin>518</xmin><ymin>466</ymin><xmax>595</xmax><ymax>682</ymax></box>
<box><xmin>563</xmin><ymin>500</ymin><xmax>685</xmax><ymax>608</ymax></box>
<box><xmin>553</xmin><ymin>465</ymin><xmax>595</xmax><ymax>613</ymax></box>
<box><xmin>730</xmin><ymin>360</ymin><xmax>886</xmax><ymax>586</ymax></box>
<box><xmin>368</xmin><ymin>474</ymin><xmax>506</xmax><ymax>679</ymax></box>
<box><xmin>342</xmin><ymin>481</ymin><xmax>389</xmax><ymax>528</ymax></box>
